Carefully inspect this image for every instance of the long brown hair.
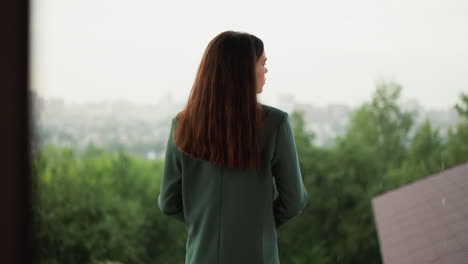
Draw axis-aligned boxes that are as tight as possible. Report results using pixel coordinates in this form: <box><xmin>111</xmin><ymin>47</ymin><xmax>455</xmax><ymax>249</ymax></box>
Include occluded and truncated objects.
<box><xmin>174</xmin><ymin>30</ymin><xmax>266</xmax><ymax>171</ymax></box>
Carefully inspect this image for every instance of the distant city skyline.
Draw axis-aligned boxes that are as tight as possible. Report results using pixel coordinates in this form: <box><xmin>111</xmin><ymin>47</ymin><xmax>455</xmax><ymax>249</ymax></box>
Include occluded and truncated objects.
<box><xmin>35</xmin><ymin>90</ymin><xmax>461</xmax><ymax>158</ymax></box>
<box><xmin>36</xmin><ymin>89</ymin><xmax>460</xmax><ymax>113</ymax></box>
<box><xmin>31</xmin><ymin>0</ymin><xmax>468</xmax><ymax>109</ymax></box>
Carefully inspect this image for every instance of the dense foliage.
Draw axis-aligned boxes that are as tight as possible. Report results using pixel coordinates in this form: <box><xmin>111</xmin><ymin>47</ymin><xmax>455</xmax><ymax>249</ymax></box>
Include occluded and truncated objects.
<box><xmin>32</xmin><ymin>83</ymin><xmax>468</xmax><ymax>264</ymax></box>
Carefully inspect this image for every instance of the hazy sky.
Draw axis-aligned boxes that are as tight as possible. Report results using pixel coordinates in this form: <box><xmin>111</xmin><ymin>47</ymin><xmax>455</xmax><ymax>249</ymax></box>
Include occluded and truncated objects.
<box><xmin>31</xmin><ymin>0</ymin><xmax>468</xmax><ymax>109</ymax></box>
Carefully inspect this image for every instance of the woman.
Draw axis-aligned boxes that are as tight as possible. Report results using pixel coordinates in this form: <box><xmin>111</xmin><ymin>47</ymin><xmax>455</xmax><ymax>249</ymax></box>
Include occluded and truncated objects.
<box><xmin>158</xmin><ymin>30</ymin><xmax>308</xmax><ymax>264</ymax></box>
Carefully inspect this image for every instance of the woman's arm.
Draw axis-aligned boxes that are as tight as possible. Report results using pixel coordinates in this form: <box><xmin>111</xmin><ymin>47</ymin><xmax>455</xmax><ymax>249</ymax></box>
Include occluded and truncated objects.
<box><xmin>157</xmin><ymin>117</ymin><xmax>185</xmax><ymax>222</ymax></box>
<box><xmin>271</xmin><ymin>113</ymin><xmax>309</xmax><ymax>228</ymax></box>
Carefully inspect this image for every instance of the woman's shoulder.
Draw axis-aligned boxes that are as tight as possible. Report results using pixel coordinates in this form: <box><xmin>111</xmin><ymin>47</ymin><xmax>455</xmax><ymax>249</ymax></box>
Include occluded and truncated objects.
<box><xmin>261</xmin><ymin>104</ymin><xmax>288</xmax><ymax>121</ymax></box>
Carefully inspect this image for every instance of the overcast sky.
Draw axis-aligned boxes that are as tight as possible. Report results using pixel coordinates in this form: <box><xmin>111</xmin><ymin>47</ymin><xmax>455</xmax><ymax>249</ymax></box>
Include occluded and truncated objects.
<box><xmin>31</xmin><ymin>0</ymin><xmax>468</xmax><ymax>109</ymax></box>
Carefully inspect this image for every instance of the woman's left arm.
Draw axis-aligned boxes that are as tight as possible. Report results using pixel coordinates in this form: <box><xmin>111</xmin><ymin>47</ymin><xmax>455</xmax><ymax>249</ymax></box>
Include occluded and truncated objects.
<box><xmin>157</xmin><ymin>117</ymin><xmax>185</xmax><ymax>222</ymax></box>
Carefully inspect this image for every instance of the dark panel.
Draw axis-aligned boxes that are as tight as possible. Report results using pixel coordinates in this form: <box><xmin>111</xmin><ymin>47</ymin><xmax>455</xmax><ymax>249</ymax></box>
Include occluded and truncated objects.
<box><xmin>372</xmin><ymin>163</ymin><xmax>468</xmax><ymax>264</ymax></box>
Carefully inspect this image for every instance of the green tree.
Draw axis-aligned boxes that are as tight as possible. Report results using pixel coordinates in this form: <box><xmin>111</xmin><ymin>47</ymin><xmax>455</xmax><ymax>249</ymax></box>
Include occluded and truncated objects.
<box><xmin>445</xmin><ymin>93</ymin><xmax>468</xmax><ymax>166</ymax></box>
<box><xmin>32</xmin><ymin>144</ymin><xmax>187</xmax><ymax>264</ymax></box>
<box><xmin>407</xmin><ymin>119</ymin><xmax>445</xmax><ymax>176</ymax></box>
<box><xmin>454</xmin><ymin>93</ymin><xmax>468</xmax><ymax>119</ymax></box>
<box><xmin>277</xmin><ymin>110</ymin><xmax>335</xmax><ymax>264</ymax></box>
<box><xmin>319</xmin><ymin>80</ymin><xmax>414</xmax><ymax>263</ymax></box>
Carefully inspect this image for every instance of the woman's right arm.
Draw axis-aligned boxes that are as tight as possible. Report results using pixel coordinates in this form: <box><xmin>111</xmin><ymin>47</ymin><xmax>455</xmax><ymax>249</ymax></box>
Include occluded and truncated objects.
<box><xmin>271</xmin><ymin>113</ymin><xmax>309</xmax><ymax>228</ymax></box>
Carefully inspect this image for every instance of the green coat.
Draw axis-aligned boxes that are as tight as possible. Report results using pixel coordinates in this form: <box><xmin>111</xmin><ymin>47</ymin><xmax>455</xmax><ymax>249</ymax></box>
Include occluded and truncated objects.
<box><xmin>158</xmin><ymin>104</ymin><xmax>309</xmax><ymax>264</ymax></box>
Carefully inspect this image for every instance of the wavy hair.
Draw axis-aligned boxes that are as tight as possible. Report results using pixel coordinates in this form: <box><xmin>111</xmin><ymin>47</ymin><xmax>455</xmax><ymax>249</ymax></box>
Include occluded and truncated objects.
<box><xmin>174</xmin><ymin>30</ymin><xmax>266</xmax><ymax>170</ymax></box>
